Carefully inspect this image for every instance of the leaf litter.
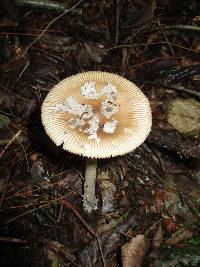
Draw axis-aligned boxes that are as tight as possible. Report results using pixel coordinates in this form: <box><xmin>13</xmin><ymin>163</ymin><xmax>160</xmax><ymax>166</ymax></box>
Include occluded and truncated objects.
<box><xmin>0</xmin><ymin>0</ymin><xmax>200</xmax><ymax>266</ymax></box>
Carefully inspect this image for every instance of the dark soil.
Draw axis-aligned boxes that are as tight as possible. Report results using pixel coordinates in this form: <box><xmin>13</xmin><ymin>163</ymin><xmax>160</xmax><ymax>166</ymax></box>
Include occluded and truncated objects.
<box><xmin>0</xmin><ymin>1</ymin><xmax>200</xmax><ymax>266</ymax></box>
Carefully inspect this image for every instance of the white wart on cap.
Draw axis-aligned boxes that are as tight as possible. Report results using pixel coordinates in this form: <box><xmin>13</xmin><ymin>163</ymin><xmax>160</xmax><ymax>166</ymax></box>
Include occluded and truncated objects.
<box><xmin>41</xmin><ymin>71</ymin><xmax>152</xmax><ymax>158</ymax></box>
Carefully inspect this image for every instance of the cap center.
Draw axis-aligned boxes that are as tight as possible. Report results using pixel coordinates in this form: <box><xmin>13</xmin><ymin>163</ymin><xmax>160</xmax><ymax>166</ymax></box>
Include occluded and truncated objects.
<box><xmin>52</xmin><ymin>81</ymin><xmax>120</xmax><ymax>143</ymax></box>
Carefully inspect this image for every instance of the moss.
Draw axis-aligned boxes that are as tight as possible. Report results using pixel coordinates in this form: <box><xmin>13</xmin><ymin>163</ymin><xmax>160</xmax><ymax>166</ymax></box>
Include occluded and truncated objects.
<box><xmin>185</xmin><ymin>237</ymin><xmax>200</xmax><ymax>246</ymax></box>
<box><xmin>156</xmin><ymin>238</ymin><xmax>200</xmax><ymax>267</ymax></box>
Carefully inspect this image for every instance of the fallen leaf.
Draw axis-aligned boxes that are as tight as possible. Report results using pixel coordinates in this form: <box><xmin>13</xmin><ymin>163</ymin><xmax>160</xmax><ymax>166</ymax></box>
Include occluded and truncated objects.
<box><xmin>165</xmin><ymin>228</ymin><xmax>194</xmax><ymax>246</ymax></box>
<box><xmin>121</xmin><ymin>235</ymin><xmax>150</xmax><ymax>267</ymax></box>
<box><xmin>152</xmin><ymin>224</ymin><xmax>163</xmax><ymax>249</ymax></box>
<box><xmin>154</xmin><ymin>190</ymin><xmax>164</xmax><ymax>214</ymax></box>
<box><xmin>166</xmin><ymin>98</ymin><xmax>200</xmax><ymax>137</ymax></box>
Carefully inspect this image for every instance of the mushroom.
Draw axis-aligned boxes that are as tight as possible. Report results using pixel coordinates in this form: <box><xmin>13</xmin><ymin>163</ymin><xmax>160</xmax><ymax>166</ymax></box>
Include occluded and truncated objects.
<box><xmin>41</xmin><ymin>71</ymin><xmax>152</xmax><ymax>212</ymax></box>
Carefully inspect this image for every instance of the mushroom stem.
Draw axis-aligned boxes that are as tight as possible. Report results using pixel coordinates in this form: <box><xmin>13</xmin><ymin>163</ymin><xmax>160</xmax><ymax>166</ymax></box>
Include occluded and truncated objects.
<box><xmin>83</xmin><ymin>158</ymin><xmax>98</xmax><ymax>213</ymax></box>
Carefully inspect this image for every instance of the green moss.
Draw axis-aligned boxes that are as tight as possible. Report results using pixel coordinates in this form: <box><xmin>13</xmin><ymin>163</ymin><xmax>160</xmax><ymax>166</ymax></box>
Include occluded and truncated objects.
<box><xmin>156</xmin><ymin>238</ymin><xmax>200</xmax><ymax>267</ymax></box>
<box><xmin>0</xmin><ymin>114</ymin><xmax>10</xmax><ymax>129</ymax></box>
<box><xmin>185</xmin><ymin>237</ymin><xmax>200</xmax><ymax>246</ymax></box>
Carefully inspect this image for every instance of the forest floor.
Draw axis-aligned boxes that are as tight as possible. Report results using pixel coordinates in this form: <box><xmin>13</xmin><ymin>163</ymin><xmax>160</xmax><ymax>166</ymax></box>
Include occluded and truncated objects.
<box><xmin>0</xmin><ymin>0</ymin><xmax>200</xmax><ymax>266</ymax></box>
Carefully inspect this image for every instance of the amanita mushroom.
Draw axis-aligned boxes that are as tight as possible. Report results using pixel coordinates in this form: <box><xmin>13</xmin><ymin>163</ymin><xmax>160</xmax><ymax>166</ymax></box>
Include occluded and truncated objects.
<box><xmin>41</xmin><ymin>71</ymin><xmax>152</xmax><ymax>212</ymax></box>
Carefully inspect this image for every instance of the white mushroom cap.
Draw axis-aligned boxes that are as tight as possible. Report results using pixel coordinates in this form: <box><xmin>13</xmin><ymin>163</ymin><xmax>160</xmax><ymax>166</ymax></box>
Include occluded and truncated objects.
<box><xmin>41</xmin><ymin>71</ymin><xmax>152</xmax><ymax>158</ymax></box>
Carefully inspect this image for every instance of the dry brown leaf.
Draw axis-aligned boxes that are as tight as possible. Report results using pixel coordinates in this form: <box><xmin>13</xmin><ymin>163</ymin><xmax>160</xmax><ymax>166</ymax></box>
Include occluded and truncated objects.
<box><xmin>152</xmin><ymin>224</ymin><xmax>163</xmax><ymax>249</ymax></box>
<box><xmin>165</xmin><ymin>228</ymin><xmax>194</xmax><ymax>246</ymax></box>
<box><xmin>43</xmin><ymin>238</ymin><xmax>76</xmax><ymax>263</ymax></box>
<box><xmin>154</xmin><ymin>190</ymin><xmax>164</xmax><ymax>214</ymax></box>
<box><xmin>121</xmin><ymin>235</ymin><xmax>150</xmax><ymax>267</ymax></box>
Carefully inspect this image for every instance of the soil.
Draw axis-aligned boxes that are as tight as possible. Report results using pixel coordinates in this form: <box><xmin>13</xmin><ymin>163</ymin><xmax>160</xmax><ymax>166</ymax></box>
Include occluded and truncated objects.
<box><xmin>0</xmin><ymin>1</ymin><xmax>200</xmax><ymax>266</ymax></box>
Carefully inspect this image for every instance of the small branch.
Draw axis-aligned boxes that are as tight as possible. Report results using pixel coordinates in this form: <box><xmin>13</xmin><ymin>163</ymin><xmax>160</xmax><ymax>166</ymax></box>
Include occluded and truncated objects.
<box><xmin>115</xmin><ymin>0</ymin><xmax>121</xmax><ymax>45</ymax></box>
<box><xmin>62</xmin><ymin>198</ymin><xmax>96</xmax><ymax>237</ymax></box>
<box><xmin>146</xmin><ymin>24</ymin><xmax>200</xmax><ymax>33</ymax></box>
<box><xmin>164</xmin><ymin>83</ymin><xmax>200</xmax><ymax>99</ymax></box>
<box><xmin>0</xmin><ymin>156</ymin><xmax>17</xmax><ymax>208</ymax></box>
<box><xmin>83</xmin><ymin>158</ymin><xmax>98</xmax><ymax>213</ymax></box>
<box><xmin>4</xmin><ymin>195</ymin><xmax>65</xmax><ymax>224</ymax></box>
<box><xmin>108</xmin><ymin>41</ymin><xmax>199</xmax><ymax>52</ymax></box>
<box><xmin>164</xmin><ymin>24</ymin><xmax>200</xmax><ymax>32</ymax></box>
<box><xmin>62</xmin><ymin>198</ymin><xmax>105</xmax><ymax>266</ymax></box>
<box><xmin>145</xmin><ymin>80</ymin><xmax>200</xmax><ymax>99</ymax></box>
<box><xmin>39</xmin><ymin>237</ymin><xmax>77</xmax><ymax>265</ymax></box>
<box><xmin>0</xmin><ymin>237</ymin><xmax>28</xmax><ymax>244</ymax></box>
<box><xmin>157</xmin><ymin>19</ymin><xmax>174</xmax><ymax>55</ymax></box>
<box><xmin>15</xmin><ymin>0</ymin><xmax>82</xmax><ymax>15</ymax></box>
<box><xmin>23</xmin><ymin>0</ymin><xmax>84</xmax><ymax>55</ymax></box>
<box><xmin>0</xmin><ymin>130</ymin><xmax>22</xmax><ymax>159</ymax></box>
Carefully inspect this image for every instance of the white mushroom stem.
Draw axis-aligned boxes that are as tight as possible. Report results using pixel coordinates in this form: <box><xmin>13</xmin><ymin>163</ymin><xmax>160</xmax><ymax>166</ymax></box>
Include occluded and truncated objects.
<box><xmin>83</xmin><ymin>158</ymin><xmax>98</xmax><ymax>213</ymax></box>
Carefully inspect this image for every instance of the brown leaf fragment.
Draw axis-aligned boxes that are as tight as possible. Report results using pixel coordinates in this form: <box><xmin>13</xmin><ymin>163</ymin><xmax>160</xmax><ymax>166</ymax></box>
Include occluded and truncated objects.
<box><xmin>165</xmin><ymin>228</ymin><xmax>194</xmax><ymax>246</ymax></box>
<box><xmin>154</xmin><ymin>191</ymin><xmax>164</xmax><ymax>214</ymax></box>
<box><xmin>42</xmin><ymin>238</ymin><xmax>76</xmax><ymax>264</ymax></box>
<box><xmin>162</xmin><ymin>217</ymin><xmax>177</xmax><ymax>232</ymax></box>
<box><xmin>77</xmin><ymin>215</ymin><xmax>140</xmax><ymax>266</ymax></box>
<box><xmin>166</xmin><ymin>98</ymin><xmax>200</xmax><ymax>137</ymax></box>
<box><xmin>121</xmin><ymin>235</ymin><xmax>150</xmax><ymax>267</ymax></box>
<box><xmin>152</xmin><ymin>224</ymin><xmax>163</xmax><ymax>250</ymax></box>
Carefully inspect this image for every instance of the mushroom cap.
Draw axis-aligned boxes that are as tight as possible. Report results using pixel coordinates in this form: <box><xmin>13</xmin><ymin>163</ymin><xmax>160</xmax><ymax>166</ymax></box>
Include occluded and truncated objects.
<box><xmin>41</xmin><ymin>71</ymin><xmax>152</xmax><ymax>158</ymax></box>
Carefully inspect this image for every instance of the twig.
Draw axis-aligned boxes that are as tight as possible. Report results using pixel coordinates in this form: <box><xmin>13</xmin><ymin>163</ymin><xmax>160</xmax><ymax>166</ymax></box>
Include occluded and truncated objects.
<box><xmin>108</xmin><ymin>42</ymin><xmax>200</xmax><ymax>53</ymax></box>
<box><xmin>15</xmin><ymin>0</ymin><xmax>82</xmax><ymax>15</ymax></box>
<box><xmin>145</xmin><ymin>81</ymin><xmax>200</xmax><ymax>99</ymax></box>
<box><xmin>0</xmin><ymin>135</ymin><xmax>28</xmax><ymax>146</ymax></box>
<box><xmin>145</xmin><ymin>218</ymin><xmax>163</xmax><ymax>235</ymax></box>
<box><xmin>15</xmin><ymin>61</ymin><xmax>30</xmax><ymax>83</ymax></box>
<box><xmin>164</xmin><ymin>24</ymin><xmax>200</xmax><ymax>32</ymax></box>
<box><xmin>4</xmin><ymin>195</ymin><xmax>66</xmax><ymax>224</ymax></box>
<box><xmin>0</xmin><ymin>130</ymin><xmax>22</xmax><ymax>159</ymax></box>
<box><xmin>23</xmin><ymin>0</ymin><xmax>84</xmax><ymax>55</ymax></box>
<box><xmin>40</xmin><ymin>237</ymin><xmax>78</xmax><ymax>265</ymax></box>
<box><xmin>0</xmin><ymin>155</ymin><xmax>18</xmax><ymax>208</ymax></box>
<box><xmin>157</xmin><ymin>19</ymin><xmax>174</xmax><ymax>55</ymax></box>
<box><xmin>115</xmin><ymin>0</ymin><xmax>121</xmax><ymax>45</ymax></box>
<box><xmin>0</xmin><ymin>110</ymin><xmax>15</xmax><ymax>118</ymax></box>
<box><xmin>0</xmin><ymin>237</ymin><xmax>28</xmax><ymax>244</ymax></box>
<box><xmin>14</xmin><ymin>132</ymin><xmax>30</xmax><ymax>171</ymax></box>
<box><xmin>164</xmin><ymin>84</ymin><xmax>200</xmax><ymax>99</ymax></box>
<box><xmin>124</xmin><ymin>24</ymin><xmax>148</xmax><ymax>43</ymax></box>
<box><xmin>146</xmin><ymin>24</ymin><xmax>200</xmax><ymax>33</ymax></box>
<box><xmin>56</xmin><ymin>203</ymin><xmax>63</xmax><ymax>222</ymax></box>
<box><xmin>62</xmin><ymin>198</ymin><xmax>106</xmax><ymax>267</ymax></box>
<box><xmin>62</xmin><ymin>198</ymin><xmax>96</xmax><ymax>237</ymax></box>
